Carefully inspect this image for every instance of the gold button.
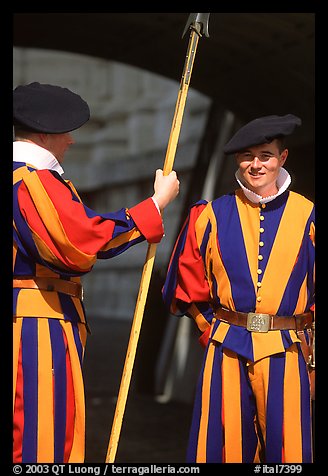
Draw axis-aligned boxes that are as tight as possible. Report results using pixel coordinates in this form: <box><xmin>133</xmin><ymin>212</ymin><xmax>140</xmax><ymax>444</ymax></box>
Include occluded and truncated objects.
<box><xmin>257</xmin><ymin>269</ymin><xmax>262</xmax><ymax>274</ymax></box>
<box><xmin>258</xmin><ymin>255</ymin><xmax>263</xmax><ymax>260</ymax></box>
<box><xmin>257</xmin><ymin>282</ymin><xmax>262</xmax><ymax>287</ymax></box>
<box><xmin>257</xmin><ymin>296</ymin><xmax>262</xmax><ymax>302</ymax></box>
<box><xmin>259</xmin><ymin>241</ymin><xmax>264</xmax><ymax>247</ymax></box>
<box><xmin>259</xmin><ymin>227</ymin><xmax>264</xmax><ymax>233</ymax></box>
<box><xmin>261</xmin><ymin>203</ymin><xmax>266</xmax><ymax>208</ymax></box>
<box><xmin>260</xmin><ymin>215</ymin><xmax>264</xmax><ymax>221</ymax></box>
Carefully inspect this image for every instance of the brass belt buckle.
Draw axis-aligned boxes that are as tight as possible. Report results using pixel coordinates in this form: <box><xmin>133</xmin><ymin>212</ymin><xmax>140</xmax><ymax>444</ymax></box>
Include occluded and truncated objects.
<box><xmin>247</xmin><ymin>313</ymin><xmax>271</xmax><ymax>332</ymax></box>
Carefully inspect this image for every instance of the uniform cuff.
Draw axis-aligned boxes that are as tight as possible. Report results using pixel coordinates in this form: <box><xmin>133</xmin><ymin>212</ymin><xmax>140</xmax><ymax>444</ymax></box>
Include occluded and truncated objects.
<box><xmin>129</xmin><ymin>197</ymin><xmax>164</xmax><ymax>243</ymax></box>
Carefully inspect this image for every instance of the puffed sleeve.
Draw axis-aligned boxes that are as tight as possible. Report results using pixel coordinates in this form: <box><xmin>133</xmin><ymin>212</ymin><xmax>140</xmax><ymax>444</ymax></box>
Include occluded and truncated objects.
<box><xmin>16</xmin><ymin>169</ymin><xmax>164</xmax><ymax>274</ymax></box>
<box><xmin>162</xmin><ymin>201</ymin><xmax>214</xmax><ymax>345</ymax></box>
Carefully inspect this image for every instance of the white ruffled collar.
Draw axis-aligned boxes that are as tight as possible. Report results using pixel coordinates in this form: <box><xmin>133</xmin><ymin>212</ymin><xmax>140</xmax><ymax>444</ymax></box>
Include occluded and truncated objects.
<box><xmin>235</xmin><ymin>167</ymin><xmax>291</xmax><ymax>204</ymax></box>
<box><xmin>13</xmin><ymin>140</ymin><xmax>65</xmax><ymax>176</ymax></box>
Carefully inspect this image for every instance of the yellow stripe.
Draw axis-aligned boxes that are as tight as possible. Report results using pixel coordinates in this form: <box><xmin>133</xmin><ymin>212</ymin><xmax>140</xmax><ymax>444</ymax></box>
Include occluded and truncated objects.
<box><xmin>248</xmin><ymin>356</ymin><xmax>270</xmax><ymax>447</ymax></box>
<box><xmin>22</xmin><ymin>171</ymin><xmax>97</xmax><ymax>269</ymax></box>
<box><xmin>196</xmin><ymin>343</ymin><xmax>215</xmax><ymax>462</ymax></box>
<box><xmin>194</xmin><ymin>205</ymin><xmax>210</xmax><ymax>250</ymax></box>
<box><xmin>222</xmin><ymin>348</ymin><xmax>242</xmax><ymax>462</ymax></box>
<box><xmin>14</xmin><ymin>166</ymin><xmax>93</xmax><ymax>270</ymax></box>
<box><xmin>309</xmin><ymin>221</ymin><xmax>315</xmax><ymax>246</ymax></box>
<box><xmin>293</xmin><ymin>274</ymin><xmax>309</xmax><ymax>314</ymax></box>
<box><xmin>37</xmin><ymin>319</ymin><xmax>54</xmax><ymax>462</ymax></box>
<box><xmin>212</xmin><ymin>321</ymin><xmax>230</xmax><ymax>343</ymax></box>
<box><xmin>32</xmin><ymin>229</ymin><xmax>81</xmax><ymax>271</ymax></box>
<box><xmin>283</xmin><ymin>344</ymin><xmax>303</xmax><ymax>462</ymax></box>
<box><xmin>100</xmin><ymin>229</ymin><xmax>142</xmax><ymax>251</ymax></box>
<box><xmin>13</xmin><ymin>165</ymin><xmax>31</xmax><ymax>185</ymax></box>
<box><xmin>288</xmin><ymin>330</ymin><xmax>300</xmax><ymax>344</ymax></box>
<box><xmin>13</xmin><ymin>318</ymin><xmax>23</xmax><ymax>413</ymax></box>
<box><xmin>257</xmin><ymin>192</ymin><xmax>313</xmax><ymax>314</ymax></box>
<box><xmin>60</xmin><ymin>321</ymin><xmax>86</xmax><ymax>463</ymax></box>
<box><xmin>16</xmin><ymin>289</ymin><xmax>64</xmax><ymax>318</ymax></box>
<box><xmin>78</xmin><ymin>323</ymin><xmax>88</xmax><ymax>359</ymax></box>
<box><xmin>13</xmin><ymin>241</ymin><xmax>18</xmax><ymax>272</ymax></box>
<box><xmin>188</xmin><ymin>303</ymin><xmax>211</xmax><ymax>332</ymax></box>
<box><xmin>252</xmin><ymin>332</ymin><xmax>286</xmax><ymax>362</ymax></box>
<box><xmin>235</xmin><ymin>189</ymin><xmax>261</xmax><ymax>291</ymax></box>
<box><xmin>207</xmin><ymin>205</ymin><xmax>235</xmax><ymax>310</ymax></box>
<box><xmin>64</xmin><ymin>180</ymin><xmax>82</xmax><ymax>202</ymax></box>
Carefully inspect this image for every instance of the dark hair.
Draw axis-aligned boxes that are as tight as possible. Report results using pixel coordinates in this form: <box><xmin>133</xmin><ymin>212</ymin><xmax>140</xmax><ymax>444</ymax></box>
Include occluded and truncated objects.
<box><xmin>275</xmin><ymin>136</ymin><xmax>286</xmax><ymax>153</ymax></box>
<box><xmin>13</xmin><ymin>125</ymin><xmax>35</xmax><ymax>139</ymax></box>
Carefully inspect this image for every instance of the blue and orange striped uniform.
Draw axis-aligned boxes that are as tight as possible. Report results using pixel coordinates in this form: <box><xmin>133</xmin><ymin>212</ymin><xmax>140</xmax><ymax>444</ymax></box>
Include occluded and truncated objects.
<box><xmin>162</xmin><ymin>188</ymin><xmax>315</xmax><ymax>463</ymax></box>
<box><xmin>13</xmin><ymin>161</ymin><xmax>164</xmax><ymax>463</ymax></box>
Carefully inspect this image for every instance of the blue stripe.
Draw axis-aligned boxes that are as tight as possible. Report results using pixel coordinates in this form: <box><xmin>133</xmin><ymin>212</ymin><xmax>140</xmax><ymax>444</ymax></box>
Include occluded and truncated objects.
<box><xmin>72</xmin><ymin>322</ymin><xmax>84</xmax><ymax>366</ymax></box>
<box><xmin>162</xmin><ymin>220</ymin><xmax>189</xmax><ymax>314</ymax></box>
<box><xmin>49</xmin><ymin>320</ymin><xmax>67</xmax><ymax>463</ymax></box>
<box><xmin>266</xmin><ymin>353</ymin><xmax>285</xmax><ymax>462</ymax></box>
<box><xmin>97</xmin><ymin>235</ymin><xmax>144</xmax><ymax>259</ymax></box>
<box><xmin>186</xmin><ymin>344</ymin><xmax>208</xmax><ymax>462</ymax></box>
<box><xmin>192</xmin><ymin>302</ymin><xmax>214</xmax><ymax>325</ymax></box>
<box><xmin>21</xmin><ymin>319</ymin><xmax>38</xmax><ymax>462</ymax></box>
<box><xmin>13</xmin><ymin>289</ymin><xmax>20</xmax><ymax>316</ymax></box>
<box><xmin>213</xmin><ymin>195</ymin><xmax>256</xmax><ymax>312</ymax></box>
<box><xmin>13</xmin><ymin>181</ymin><xmax>42</xmax><ymax>264</ymax></box>
<box><xmin>278</xmin><ymin>213</ymin><xmax>315</xmax><ymax>315</ymax></box>
<box><xmin>83</xmin><ymin>205</ymin><xmax>139</xmax><ymax>239</ymax></box>
<box><xmin>219</xmin><ymin>324</ymin><xmax>255</xmax><ymax>361</ymax></box>
<box><xmin>206</xmin><ymin>344</ymin><xmax>223</xmax><ymax>462</ymax></box>
<box><xmin>58</xmin><ymin>294</ymin><xmax>80</xmax><ymax>324</ymax></box>
<box><xmin>13</xmin><ymin>246</ymin><xmax>36</xmax><ymax>275</ymax></box>
<box><xmin>13</xmin><ymin>172</ymin><xmax>86</xmax><ymax>278</ymax></box>
<box><xmin>239</xmin><ymin>357</ymin><xmax>258</xmax><ymax>462</ymax></box>
<box><xmin>13</xmin><ymin>162</ymin><xmax>36</xmax><ymax>172</ymax></box>
<box><xmin>199</xmin><ymin>220</ymin><xmax>211</xmax><ymax>261</ymax></box>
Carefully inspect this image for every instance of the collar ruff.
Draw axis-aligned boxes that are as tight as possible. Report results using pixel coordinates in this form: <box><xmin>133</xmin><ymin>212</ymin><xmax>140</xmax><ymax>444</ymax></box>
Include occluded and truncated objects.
<box><xmin>235</xmin><ymin>167</ymin><xmax>291</xmax><ymax>204</ymax></box>
<box><xmin>13</xmin><ymin>141</ymin><xmax>65</xmax><ymax>176</ymax></box>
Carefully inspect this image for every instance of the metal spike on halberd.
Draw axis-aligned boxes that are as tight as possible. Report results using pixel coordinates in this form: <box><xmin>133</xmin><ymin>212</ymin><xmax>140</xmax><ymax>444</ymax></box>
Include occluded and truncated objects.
<box><xmin>182</xmin><ymin>13</ymin><xmax>210</xmax><ymax>38</ymax></box>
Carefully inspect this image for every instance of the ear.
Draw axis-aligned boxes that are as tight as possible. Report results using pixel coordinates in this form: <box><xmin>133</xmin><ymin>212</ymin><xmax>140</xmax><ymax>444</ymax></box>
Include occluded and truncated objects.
<box><xmin>279</xmin><ymin>148</ymin><xmax>288</xmax><ymax>166</ymax></box>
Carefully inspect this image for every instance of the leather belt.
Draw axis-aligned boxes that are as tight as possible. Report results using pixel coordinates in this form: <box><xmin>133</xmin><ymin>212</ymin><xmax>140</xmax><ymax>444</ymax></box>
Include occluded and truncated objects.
<box><xmin>215</xmin><ymin>307</ymin><xmax>313</xmax><ymax>333</ymax></box>
<box><xmin>13</xmin><ymin>276</ymin><xmax>83</xmax><ymax>300</ymax></box>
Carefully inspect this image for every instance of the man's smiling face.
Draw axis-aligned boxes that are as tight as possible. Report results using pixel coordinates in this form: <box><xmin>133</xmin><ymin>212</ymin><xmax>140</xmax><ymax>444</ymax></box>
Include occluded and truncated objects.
<box><xmin>235</xmin><ymin>139</ymin><xmax>288</xmax><ymax>198</ymax></box>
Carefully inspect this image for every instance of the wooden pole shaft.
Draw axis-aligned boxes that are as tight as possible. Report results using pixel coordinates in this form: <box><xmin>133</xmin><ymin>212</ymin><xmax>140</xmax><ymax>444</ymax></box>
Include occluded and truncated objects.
<box><xmin>163</xmin><ymin>30</ymin><xmax>200</xmax><ymax>175</ymax></box>
<box><xmin>105</xmin><ymin>242</ymin><xmax>157</xmax><ymax>462</ymax></box>
<box><xmin>105</xmin><ymin>28</ymin><xmax>200</xmax><ymax>463</ymax></box>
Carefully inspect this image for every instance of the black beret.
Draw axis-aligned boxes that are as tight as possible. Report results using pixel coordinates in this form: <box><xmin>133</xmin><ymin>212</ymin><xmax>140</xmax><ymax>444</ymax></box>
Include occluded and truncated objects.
<box><xmin>223</xmin><ymin>114</ymin><xmax>302</xmax><ymax>155</ymax></box>
<box><xmin>13</xmin><ymin>82</ymin><xmax>90</xmax><ymax>133</ymax></box>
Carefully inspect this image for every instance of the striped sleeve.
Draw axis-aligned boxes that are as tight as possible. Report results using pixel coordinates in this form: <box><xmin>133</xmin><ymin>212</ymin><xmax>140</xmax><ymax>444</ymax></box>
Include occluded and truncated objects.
<box><xmin>162</xmin><ymin>201</ymin><xmax>214</xmax><ymax>334</ymax></box>
<box><xmin>16</xmin><ymin>169</ymin><xmax>164</xmax><ymax>274</ymax></box>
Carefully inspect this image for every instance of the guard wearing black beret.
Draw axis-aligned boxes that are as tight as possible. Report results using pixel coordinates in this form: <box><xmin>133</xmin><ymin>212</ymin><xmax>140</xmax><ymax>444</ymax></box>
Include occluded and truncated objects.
<box><xmin>223</xmin><ymin>114</ymin><xmax>302</xmax><ymax>154</ymax></box>
<box><xmin>13</xmin><ymin>82</ymin><xmax>180</xmax><ymax>463</ymax></box>
<box><xmin>13</xmin><ymin>82</ymin><xmax>90</xmax><ymax>133</ymax></box>
<box><xmin>162</xmin><ymin>113</ymin><xmax>315</xmax><ymax>463</ymax></box>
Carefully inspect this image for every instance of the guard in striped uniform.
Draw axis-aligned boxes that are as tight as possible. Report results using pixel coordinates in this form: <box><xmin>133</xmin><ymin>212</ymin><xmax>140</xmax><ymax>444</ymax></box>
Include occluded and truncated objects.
<box><xmin>13</xmin><ymin>82</ymin><xmax>179</xmax><ymax>463</ymax></box>
<box><xmin>162</xmin><ymin>114</ymin><xmax>315</xmax><ymax>463</ymax></box>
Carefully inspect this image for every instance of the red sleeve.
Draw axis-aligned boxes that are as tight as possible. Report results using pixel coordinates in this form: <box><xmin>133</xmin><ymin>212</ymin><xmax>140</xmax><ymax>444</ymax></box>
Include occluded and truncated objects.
<box><xmin>16</xmin><ymin>169</ymin><xmax>163</xmax><ymax>273</ymax></box>
<box><xmin>129</xmin><ymin>198</ymin><xmax>164</xmax><ymax>243</ymax></box>
<box><xmin>162</xmin><ymin>202</ymin><xmax>214</xmax><ymax>335</ymax></box>
<box><xmin>174</xmin><ymin>206</ymin><xmax>211</xmax><ymax>304</ymax></box>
